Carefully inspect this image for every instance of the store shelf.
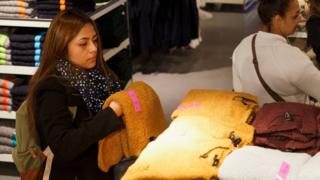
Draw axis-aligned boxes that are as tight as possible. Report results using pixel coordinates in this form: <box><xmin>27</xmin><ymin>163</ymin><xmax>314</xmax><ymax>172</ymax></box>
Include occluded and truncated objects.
<box><xmin>0</xmin><ymin>0</ymin><xmax>126</xmax><ymax>28</ymax></box>
<box><xmin>0</xmin><ymin>37</ymin><xmax>129</xmax><ymax>75</ymax></box>
<box><xmin>103</xmin><ymin>38</ymin><xmax>129</xmax><ymax>61</ymax></box>
<box><xmin>90</xmin><ymin>0</ymin><xmax>126</xmax><ymax>20</ymax></box>
<box><xmin>0</xmin><ymin>65</ymin><xmax>37</xmax><ymax>75</ymax></box>
<box><xmin>0</xmin><ymin>154</ymin><xmax>13</xmax><ymax>163</ymax></box>
<box><xmin>0</xmin><ymin>111</ymin><xmax>16</xmax><ymax>120</ymax></box>
<box><xmin>0</xmin><ymin>18</ymin><xmax>50</xmax><ymax>28</ymax></box>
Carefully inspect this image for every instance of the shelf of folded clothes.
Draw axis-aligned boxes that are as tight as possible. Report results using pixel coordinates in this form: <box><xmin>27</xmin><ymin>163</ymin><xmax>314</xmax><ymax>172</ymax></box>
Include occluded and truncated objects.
<box><xmin>0</xmin><ymin>0</ymin><xmax>126</xmax><ymax>28</ymax></box>
<box><xmin>0</xmin><ymin>125</ymin><xmax>15</xmax><ymax>163</ymax></box>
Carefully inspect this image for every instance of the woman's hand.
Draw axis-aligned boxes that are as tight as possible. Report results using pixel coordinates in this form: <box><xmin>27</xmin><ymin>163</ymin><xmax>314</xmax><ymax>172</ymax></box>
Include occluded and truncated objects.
<box><xmin>109</xmin><ymin>101</ymin><xmax>123</xmax><ymax>117</ymax></box>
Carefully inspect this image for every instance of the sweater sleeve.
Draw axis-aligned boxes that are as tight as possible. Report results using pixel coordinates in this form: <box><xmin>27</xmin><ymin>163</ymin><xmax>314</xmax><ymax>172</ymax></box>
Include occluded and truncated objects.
<box><xmin>37</xmin><ymin>88</ymin><xmax>123</xmax><ymax>163</ymax></box>
<box><xmin>287</xmin><ymin>48</ymin><xmax>320</xmax><ymax>101</ymax></box>
<box><xmin>232</xmin><ymin>47</ymin><xmax>243</xmax><ymax>91</ymax></box>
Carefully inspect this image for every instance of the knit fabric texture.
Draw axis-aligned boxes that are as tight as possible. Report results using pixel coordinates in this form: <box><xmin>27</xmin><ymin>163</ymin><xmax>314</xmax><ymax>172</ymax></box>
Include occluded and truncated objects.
<box><xmin>98</xmin><ymin>81</ymin><xmax>167</xmax><ymax>172</ymax></box>
<box><xmin>171</xmin><ymin>89</ymin><xmax>259</xmax><ymax>125</ymax></box>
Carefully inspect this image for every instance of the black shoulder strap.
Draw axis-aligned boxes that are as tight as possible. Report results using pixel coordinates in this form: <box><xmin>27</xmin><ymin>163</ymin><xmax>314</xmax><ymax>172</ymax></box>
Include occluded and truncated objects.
<box><xmin>251</xmin><ymin>34</ymin><xmax>285</xmax><ymax>102</ymax></box>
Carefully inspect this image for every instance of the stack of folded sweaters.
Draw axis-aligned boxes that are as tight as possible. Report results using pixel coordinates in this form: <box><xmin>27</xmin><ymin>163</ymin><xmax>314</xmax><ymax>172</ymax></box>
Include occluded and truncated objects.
<box><xmin>0</xmin><ymin>0</ymin><xmax>36</xmax><ymax>18</ymax></box>
<box><xmin>0</xmin><ymin>78</ymin><xmax>14</xmax><ymax>111</ymax></box>
<box><xmin>9</xmin><ymin>28</ymin><xmax>45</xmax><ymax>67</ymax></box>
<box><xmin>11</xmin><ymin>77</ymin><xmax>29</xmax><ymax>111</ymax></box>
<box><xmin>36</xmin><ymin>0</ymin><xmax>96</xmax><ymax>19</ymax></box>
<box><xmin>0</xmin><ymin>33</ymin><xmax>11</xmax><ymax>65</ymax></box>
<box><xmin>0</xmin><ymin>126</ymin><xmax>16</xmax><ymax>155</ymax></box>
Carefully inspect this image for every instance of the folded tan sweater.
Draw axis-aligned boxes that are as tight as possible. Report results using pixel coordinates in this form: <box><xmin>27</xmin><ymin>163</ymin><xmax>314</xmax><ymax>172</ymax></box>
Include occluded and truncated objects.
<box><xmin>171</xmin><ymin>89</ymin><xmax>259</xmax><ymax>124</ymax></box>
<box><xmin>122</xmin><ymin>115</ymin><xmax>246</xmax><ymax>180</ymax></box>
<box><xmin>98</xmin><ymin>81</ymin><xmax>167</xmax><ymax>172</ymax></box>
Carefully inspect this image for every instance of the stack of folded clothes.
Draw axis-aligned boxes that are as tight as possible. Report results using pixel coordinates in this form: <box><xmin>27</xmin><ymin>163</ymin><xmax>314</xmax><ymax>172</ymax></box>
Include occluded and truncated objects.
<box><xmin>0</xmin><ymin>77</ymin><xmax>14</xmax><ymax>111</ymax></box>
<box><xmin>11</xmin><ymin>77</ymin><xmax>29</xmax><ymax>111</ymax></box>
<box><xmin>0</xmin><ymin>33</ymin><xmax>11</xmax><ymax>65</ymax></box>
<box><xmin>0</xmin><ymin>126</ymin><xmax>16</xmax><ymax>154</ymax></box>
<box><xmin>0</xmin><ymin>0</ymin><xmax>36</xmax><ymax>18</ymax></box>
<box><xmin>252</xmin><ymin>103</ymin><xmax>320</xmax><ymax>156</ymax></box>
<box><xmin>36</xmin><ymin>0</ymin><xmax>96</xmax><ymax>19</ymax></box>
<box><xmin>9</xmin><ymin>28</ymin><xmax>45</xmax><ymax>67</ymax></box>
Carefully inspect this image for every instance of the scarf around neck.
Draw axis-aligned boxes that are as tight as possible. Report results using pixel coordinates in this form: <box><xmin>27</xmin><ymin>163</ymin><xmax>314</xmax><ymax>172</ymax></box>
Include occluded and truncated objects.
<box><xmin>56</xmin><ymin>59</ymin><xmax>121</xmax><ymax>114</ymax></box>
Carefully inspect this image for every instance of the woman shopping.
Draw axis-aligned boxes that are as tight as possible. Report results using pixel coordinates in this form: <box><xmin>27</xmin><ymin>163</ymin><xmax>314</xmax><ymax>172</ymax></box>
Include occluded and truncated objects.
<box><xmin>232</xmin><ymin>0</ymin><xmax>320</xmax><ymax>105</ymax></box>
<box><xmin>26</xmin><ymin>9</ymin><xmax>124</xmax><ymax>179</ymax></box>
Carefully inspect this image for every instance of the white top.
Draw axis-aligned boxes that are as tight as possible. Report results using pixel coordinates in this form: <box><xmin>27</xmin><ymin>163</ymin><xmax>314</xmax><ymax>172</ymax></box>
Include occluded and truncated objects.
<box><xmin>232</xmin><ymin>31</ymin><xmax>320</xmax><ymax>106</ymax></box>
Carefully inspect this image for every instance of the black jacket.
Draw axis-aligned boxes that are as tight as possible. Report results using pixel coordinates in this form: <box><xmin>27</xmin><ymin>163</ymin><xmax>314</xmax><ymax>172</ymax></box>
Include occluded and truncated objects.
<box><xmin>306</xmin><ymin>15</ymin><xmax>320</xmax><ymax>64</ymax></box>
<box><xmin>35</xmin><ymin>76</ymin><xmax>123</xmax><ymax>180</ymax></box>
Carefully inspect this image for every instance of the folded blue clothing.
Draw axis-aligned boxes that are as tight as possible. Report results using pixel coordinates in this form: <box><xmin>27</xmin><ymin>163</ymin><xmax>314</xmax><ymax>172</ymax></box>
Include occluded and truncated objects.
<box><xmin>37</xmin><ymin>13</ymin><xmax>57</xmax><ymax>19</ymax></box>
<box><xmin>37</xmin><ymin>9</ymin><xmax>61</xmax><ymax>15</ymax></box>
<box><xmin>12</xmin><ymin>77</ymin><xmax>29</xmax><ymax>86</ymax></box>
<box><xmin>37</xmin><ymin>0</ymin><xmax>95</xmax><ymax>12</ymax></box>
<box><xmin>12</xmin><ymin>49</ymin><xmax>41</xmax><ymax>56</ymax></box>
<box><xmin>12</xmin><ymin>54</ymin><xmax>40</xmax><ymax>62</ymax></box>
<box><xmin>36</xmin><ymin>1</ymin><xmax>73</xmax><ymax>5</ymax></box>
<box><xmin>12</xmin><ymin>94</ymin><xmax>26</xmax><ymax>102</ymax></box>
<box><xmin>11</xmin><ymin>84</ymin><xmax>28</xmax><ymax>96</ymax></box>
<box><xmin>10</xmin><ymin>41</ymin><xmax>43</xmax><ymax>50</ymax></box>
<box><xmin>12</xmin><ymin>60</ymin><xmax>36</xmax><ymax>66</ymax></box>
<box><xmin>36</xmin><ymin>3</ymin><xmax>71</xmax><ymax>11</ymax></box>
<box><xmin>13</xmin><ymin>100</ymin><xmax>24</xmax><ymax>108</ymax></box>
<box><xmin>10</xmin><ymin>32</ymin><xmax>45</xmax><ymax>42</ymax></box>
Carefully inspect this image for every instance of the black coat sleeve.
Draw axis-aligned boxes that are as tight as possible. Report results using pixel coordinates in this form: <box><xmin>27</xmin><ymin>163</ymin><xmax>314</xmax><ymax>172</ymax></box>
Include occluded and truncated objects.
<box><xmin>37</xmin><ymin>84</ymin><xmax>123</xmax><ymax>164</ymax></box>
<box><xmin>306</xmin><ymin>17</ymin><xmax>320</xmax><ymax>62</ymax></box>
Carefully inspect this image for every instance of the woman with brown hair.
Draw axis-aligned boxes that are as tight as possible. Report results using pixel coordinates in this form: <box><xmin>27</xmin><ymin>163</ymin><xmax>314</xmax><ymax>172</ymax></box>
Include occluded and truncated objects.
<box><xmin>26</xmin><ymin>9</ymin><xmax>123</xmax><ymax>179</ymax></box>
<box><xmin>306</xmin><ymin>0</ymin><xmax>320</xmax><ymax>65</ymax></box>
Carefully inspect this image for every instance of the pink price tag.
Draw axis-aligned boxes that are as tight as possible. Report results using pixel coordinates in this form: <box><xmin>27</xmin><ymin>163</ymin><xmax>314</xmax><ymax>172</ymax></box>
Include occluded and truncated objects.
<box><xmin>176</xmin><ymin>104</ymin><xmax>201</xmax><ymax>110</ymax></box>
<box><xmin>276</xmin><ymin>161</ymin><xmax>290</xmax><ymax>180</ymax></box>
<box><xmin>127</xmin><ymin>90</ymin><xmax>141</xmax><ymax>112</ymax></box>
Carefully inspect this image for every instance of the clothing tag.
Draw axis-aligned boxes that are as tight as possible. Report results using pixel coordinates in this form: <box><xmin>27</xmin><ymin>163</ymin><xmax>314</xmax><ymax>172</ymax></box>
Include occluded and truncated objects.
<box><xmin>276</xmin><ymin>161</ymin><xmax>290</xmax><ymax>180</ymax></box>
<box><xmin>127</xmin><ymin>90</ymin><xmax>141</xmax><ymax>112</ymax></box>
<box><xmin>176</xmin><ymin>103</ymin><xmax>201</xmax><ymax>110</ymax></box>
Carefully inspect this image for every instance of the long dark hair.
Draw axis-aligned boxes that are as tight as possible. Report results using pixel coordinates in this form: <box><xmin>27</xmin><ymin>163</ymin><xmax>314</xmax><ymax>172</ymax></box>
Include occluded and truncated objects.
<box><xmin>258</xmin><ymin>0</ymin><xmax>294</xmax><ymax>31</ymax></box>
<box><xmin>308</xmin><ymin>0</ymin><xmax>320</xmax><ymax>17</ymax></box>
<box><xmin>26</xmin><ymin>9</ymin><xmax>116</xmax><ymax>141</ymax></box>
